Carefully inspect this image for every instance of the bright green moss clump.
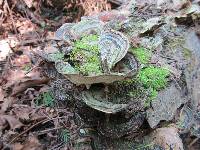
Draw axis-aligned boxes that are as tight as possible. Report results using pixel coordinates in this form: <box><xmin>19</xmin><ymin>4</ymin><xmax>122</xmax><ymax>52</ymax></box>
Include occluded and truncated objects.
<box><xmin>74</xmin><ymin>34</ymin><xmax>99</xmax><ymax>53</ymax></box>
<box><xmin>137</xmin><ymin>66</ymin><xmax>170</xmax><ymax>106</ymax></box>
<box><xmin>137</xmin><ymin>66</ymin><xmax>170</xmax><ymax>90</ymax></box>
<box><xmin>130</xmin><ymin>47</ymin><xmax>152</xmax><ymax>64</ymax></box>
<box><xmin>70</xmin><ymin>35</ymin><xmax>102</xmax><ymax>75</ymax></box>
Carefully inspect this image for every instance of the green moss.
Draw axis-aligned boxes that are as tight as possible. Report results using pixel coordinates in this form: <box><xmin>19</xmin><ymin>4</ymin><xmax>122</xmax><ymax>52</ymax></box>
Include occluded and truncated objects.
<box><xmin>79</xmin><ymin>62</ymin><xmax>101</xmax><ymax>75</ymax></box>
<box><xmin>70</xmin><ymin>34</ymin><xmax>102</xmax><ymax>75</ymax></box>
<box><xmin>183</xmin><ymin>47</ymin><xmax>192</xmax><ymax>59</ymax></box>
<box><xmin>144</xmin><ymin>88</ymin><xmax>158</xmax><ymax>107</ymax></box>
<box><xmin>129</xmin><ymin>47</ymin><xmax>152</xmax><ymax>64</ymax></box>
<box><xmin>110</xmin><ymin>66</ymin><xmax>170</xmax><ymax>107</ymax></box>
<box><xmin>137</xmin><ymin>66</ymin><xmax>170</xmax><ymax>90</ymax></box>
<box><xmin>74</xmin><ymin>34</ymin><xmax>99</xmax><ymax>53</ymax></box>
<box><xmin>137</xmin><ymin>66</ymin><xmax>170</xmax><ymax>106</ymax></box>
<box><xmin>116</xmin><ymin>78</ymin><xmax>135</xmax><ymax>86</ymax></box>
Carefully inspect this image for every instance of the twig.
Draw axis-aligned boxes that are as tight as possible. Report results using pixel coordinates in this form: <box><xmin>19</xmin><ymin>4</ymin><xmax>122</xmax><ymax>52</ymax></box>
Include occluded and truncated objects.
<box><xmin>189</xmin><ymin>137</ymin><xmax>199</xmax><ymax>147</ymax></box>
<box><xmin>33</xmin><ymin>126</ymin><xmax>63</xmax><ymax>135</ymax></box>
<box><xmin>9</xmin><ymin>118</ymin><xmax>49</xmax><ymax>144</ymax></box>
<box><xmin>9</xmin><ymin>115</ymin><xmax>71</xmax><ymax>144</ymax></box>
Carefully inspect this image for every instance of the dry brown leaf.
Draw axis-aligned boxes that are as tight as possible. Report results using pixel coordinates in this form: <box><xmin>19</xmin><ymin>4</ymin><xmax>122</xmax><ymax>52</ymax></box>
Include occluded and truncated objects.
<box><xmin>0</xmin><ymin>115</ymin><xmax>7</xmax><ymax>130</ymax></box>
<box><xmin>0</xmin><ymin>39</ymin><xmax>11</xmax><ymax>61</ymax></box>
<box><xmin>29</xmin><ymin>108</ymin><xmax>47</xmax><ymax>121</ymax></box>
<box><xmin>148</xmin><ymin>126</ymin><xmax>184</xmax><ymax>150</ymax></box>
<box><xmin>21</xmin><ymin>135</ymin><xmax>42</xmax><ymax>150</ymax></box>
<box><xmin>12</xmin><ymin>104</ymin><xmax>33</xmax><ymax>120</ymax></box>
<box><xmin>23</xmin><ymin>0</ymin><xmax>35</xmax><ymax>8</ymax></box>
<box><xmin>17</xmin><ymin>20</ymin><xmax>36</xmax><ymax>35</ymax></box>
<box><xmin>11</xmin><ymin>78</ymin><xmax>49</xmax><ymax>96</ymax></box>
<box><xmin>1</xmin><ymin>97</ymin><xmax>14</xmax><ymax>112</ymax></box>
<box><xmin>3</xmin><ymin>69</ymin><xmax>49</xmax><ymax>96</ymax></box>
<box><xmin>12</xmin><ymin>104</ymin><xmax>47</xmax><ymax>121</ymax></box>
<box><xmin>12</xmin><ymin>143</ymin><xmax>24</xmax><ymax>150</ymax></box>
<box><xmin>12</xmin><ymin>135</ymin><xmax>42</xmax><ymax>150</ymax></box>
<box><xmin>0</xmin><ymin>115</ymin><xmax>23</xmax><ymax>130</ymax></box>
<box><xmin>12</xmin><ymin>54</ymin><xmax>31</xmax><ymax>68</ymax></box>
<box><xmin>0</xmin><ymin>88</ymin><xmax>4</xmax><ymax>102</ymax></box>
<box><xmin>3</xmin><ymin>69</ymin><xmax>25</xmax><ymax>86</ymax></box>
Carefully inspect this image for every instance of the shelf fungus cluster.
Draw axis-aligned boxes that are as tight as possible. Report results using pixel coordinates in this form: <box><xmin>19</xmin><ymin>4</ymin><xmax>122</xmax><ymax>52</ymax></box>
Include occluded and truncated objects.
<box><xmin>37</xmin><ymin>16</ymin><xmax>174</xmax><ymax>139</ymax></box>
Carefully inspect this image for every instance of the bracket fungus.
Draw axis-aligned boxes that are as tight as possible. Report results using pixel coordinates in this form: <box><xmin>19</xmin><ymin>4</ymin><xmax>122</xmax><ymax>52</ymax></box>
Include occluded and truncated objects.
<box><xmin>40</xmin><ymin>17</ymin><xmax>137</xmax><ymax>86</ymax></box>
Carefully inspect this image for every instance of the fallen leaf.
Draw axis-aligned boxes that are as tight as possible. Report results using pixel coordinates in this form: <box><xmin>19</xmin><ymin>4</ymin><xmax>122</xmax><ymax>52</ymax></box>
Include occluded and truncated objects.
<box><xmin>12</xmin><ymin>135</ymin><xmax>42</xmax><ymax>150</ymax></box>
<box><xmin>1</xmin><ymin>97</ymin><xmax>14</xmax><ymax>112</ymax></box>
<box><xmin>147</xmin><ymin>126</ymin><xmax>184</xmax><ymax>150</ymax></box>
<box><xmin>0</xmin><ymin>88</ymin><xmax>4</xmax><ymax>102</ymax></box>
<box><xmin>23</xmin><ymin>0</ymin><xmax>34</xmax><ymax>8</ymax></box>
<box><xmin>12</xmin><ymin>143</ymin><xmax>23</xmax><ymax>150</ymax></box>
<box><xmin>3</xmin><ymin>69</ymin><xmax>49</xmax><ymax>96</ymax></box>
<box><xmin>0</xmin><ymin>115</ymin><xmax>23</xmax><ymax>130</ymax></box>
<box><xmin>22</xmin><ymin>135</ymin><xmax>42</xmax><ymax>150</ymax></box>
<box><xmin>12</xmin><ymin>54</ymin><xmax>31</xmax><ymax>68</ymax></box>
<box><xmin>12</xmin><ymin>104</ymin><xmax>33</xmax><ymax>120</ymax></box>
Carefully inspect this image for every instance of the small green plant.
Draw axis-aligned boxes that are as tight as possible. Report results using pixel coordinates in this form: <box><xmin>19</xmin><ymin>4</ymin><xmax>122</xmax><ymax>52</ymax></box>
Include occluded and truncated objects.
<box><xmin>22</xmin><ymin>64</ymin><xmax>32</xmax><ymax>72</ymax></box>
<box><xmin>35</xmin><ymin>91</ymin><xmax>55</xmax><ymax>107</ymax></box>
<box><xmin>70</xmin><ymin>34</ymin><xmax>102</xmax><ymax>75</ymax></box>
<box><xmin>60</xmin><ymin>129</ymin><xmax>70</xmax><ymax>144</ymax></box>
<box><xmin>183</xmin><ymin>47</ymin><xmax>192</xmax><ymax>59</ymax></box>
<box><xmin>137</xmin><ymin>66</ymin><xmax>170</xmax><ymax>106</ymax></box>
<box><xmin>130</xmin><ymin>47</ymin><xmax>152</xmax><ymax>64</ymax></box>
<box><xmin>74</xmin><ymin>34</ymin><xmax>99</xmax><ymax>53</ymax></box>
<box><xmin>137</xmin><ymin>66</ymin><xmax>170</xmax><ymax>90</ymax></box>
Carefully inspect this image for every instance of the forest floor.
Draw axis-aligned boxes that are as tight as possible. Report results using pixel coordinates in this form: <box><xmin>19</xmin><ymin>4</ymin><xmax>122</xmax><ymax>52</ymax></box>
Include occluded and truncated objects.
<box><xmin>0</xmin><ymin>0</ymin><xmax>200</xmax><ymax>150</ymax></box>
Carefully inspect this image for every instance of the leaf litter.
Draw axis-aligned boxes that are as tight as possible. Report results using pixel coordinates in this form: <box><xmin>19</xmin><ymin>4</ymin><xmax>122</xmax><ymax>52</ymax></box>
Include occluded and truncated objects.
<box><xmin>0</xmin><ymin>0</ymin><xmax>200</xmax><ymax>150</ymax></box>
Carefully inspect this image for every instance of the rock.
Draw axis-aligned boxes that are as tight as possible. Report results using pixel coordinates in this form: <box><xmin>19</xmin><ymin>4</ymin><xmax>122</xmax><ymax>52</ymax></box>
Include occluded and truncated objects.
<box><xmin>184</xmin><ymin>31</ymin><xmax>200</xmax><ymax>109</ymax></box>
<box><xmin>178</xmin><ymin>105</ymin><xmax>200</xmax><ymax>138</ymax></box>
<box><xmin>147</xmin><ymin>83</ymin><xmax>186</xmax><ymax>128</ymax></box>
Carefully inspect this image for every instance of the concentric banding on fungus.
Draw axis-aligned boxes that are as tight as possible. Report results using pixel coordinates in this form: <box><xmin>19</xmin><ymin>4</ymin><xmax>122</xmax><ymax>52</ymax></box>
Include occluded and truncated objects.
<box><xmin>55</xmin><ymin>23</ymin><xmax>75</xmax><ymax>41</ymax></box>
<box><xmin>71</xmin><ymin>19</ymin><xmax>104</xmax><ymax>38</ymax></box>
<box><xmin>99</xmin><ymin>30</ymin><xmax>130</xmax><ymax>70</ymax></box>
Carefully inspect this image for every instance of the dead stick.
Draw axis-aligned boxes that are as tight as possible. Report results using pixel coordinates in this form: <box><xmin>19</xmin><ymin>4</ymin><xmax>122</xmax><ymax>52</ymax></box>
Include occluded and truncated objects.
<box><xmin>189</xmin><ymin>138</ymin><xmax>199</xmax><ymax>147</ymax></box>
<box><xmin>9</xmin><ymin>118</ymin><xmax>49</xmax><ymax>144</ymax></box>
<box><xmin>9</xmin><ymin>116</ymin><xmax>65</xmax><ymax>144</ymax></box>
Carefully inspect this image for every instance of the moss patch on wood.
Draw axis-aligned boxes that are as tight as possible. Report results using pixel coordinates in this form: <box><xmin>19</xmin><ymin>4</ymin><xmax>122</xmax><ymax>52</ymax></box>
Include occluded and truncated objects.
<box><xmin>129</xmin><ymin>47</ymin><xmax>152</xmax><ymax>64</ymax></box>
<box><xmin>70</xmin><ymin>34</ymin><xmax>102</xmax><ymax>75</ymax></box>
<box><xmin>137</xmin><ymin>66</ymin><xmax>170</xmax><ymax>106</ymax></box>
<box><xmin>137</xmin><ymin>66</ymin><xmax>170</xmax><ymax>90</ymax></box>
